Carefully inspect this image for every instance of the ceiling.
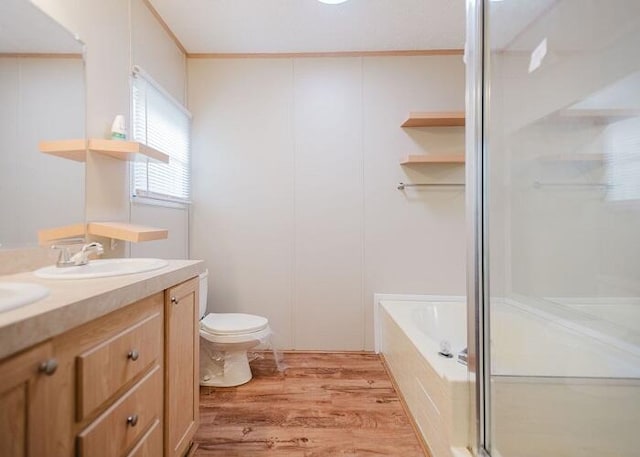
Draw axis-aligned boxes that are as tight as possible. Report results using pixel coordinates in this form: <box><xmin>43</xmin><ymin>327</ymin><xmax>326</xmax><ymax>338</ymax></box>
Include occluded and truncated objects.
<box><xmin>0</xmin><ymin>0</ymin><xmax>83</xmax><ymax>53</ymax></box>
<box><xmin>148</xmin><ymin>0</ymin><xmax>466</xmax><ymax>54</ymax></box>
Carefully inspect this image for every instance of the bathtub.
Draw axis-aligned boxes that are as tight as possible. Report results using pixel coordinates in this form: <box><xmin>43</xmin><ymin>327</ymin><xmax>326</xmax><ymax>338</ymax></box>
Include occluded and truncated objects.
<box><xmin>376</xmin><ymin>296</ymin><xmax>470</xmax><ymax>457</ymax></box>
<box><xmin>377</xmin><ymin>295</ymin><xmax>640</xmax><ymax>457</ymax></box>
<box><xmin>490</xmin><ymin>298</ymin><xmax>640</xmax><ymax>457</ymax></box>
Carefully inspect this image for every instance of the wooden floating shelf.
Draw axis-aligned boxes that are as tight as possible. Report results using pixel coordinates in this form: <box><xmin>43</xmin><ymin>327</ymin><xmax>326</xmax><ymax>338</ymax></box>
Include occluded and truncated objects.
<box><xmin>88</xmin><ymin>139</ymin><xmax>169</xmax><ymax>163</ymax></box>
<box><xmin>87</xmin><ymin>222</ymin><xmax>168</xmax><ymax>243</ymax></box>
<box><xmin>38</xmin><ymin>139</ymin><xmax>87</xmax><ymax>162</ymax></box>
<box><xmin>38</xmin><ymin>223</ymin><xmax>86</xmax><ymax>245</ymax></box>
<box><xmin>38</xmin><ymin>222</ymin><xmax>168</xmax><ymax>244</ymax></box>
<box><xmin>401</xmin><ymin>154</ymin><xmax>465</xmax><ymax>165</ymax></box>
<box><xmin>401</xmin><ymin>111</ymin><xmax>465</xmax><ymax>127</ymax></box>
<box><xmin>39</xmin><ymin>139</ymin><xmax>169</xmax><ymax>164</ymax></box>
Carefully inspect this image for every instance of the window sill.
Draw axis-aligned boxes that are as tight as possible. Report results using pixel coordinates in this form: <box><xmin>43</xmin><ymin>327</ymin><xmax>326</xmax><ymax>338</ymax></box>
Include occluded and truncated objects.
<box><xmin>131</xmin><ymin>195</ymin><xmax>190</xmax><ymax>210</ymax></box>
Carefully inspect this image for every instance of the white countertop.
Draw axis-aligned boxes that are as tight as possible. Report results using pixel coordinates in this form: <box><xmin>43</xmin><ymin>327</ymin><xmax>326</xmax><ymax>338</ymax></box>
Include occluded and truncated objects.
<box><xmin>0</xmin><ymin>259</ymin><xmax>205</xmax><ymax>360</ymax></box>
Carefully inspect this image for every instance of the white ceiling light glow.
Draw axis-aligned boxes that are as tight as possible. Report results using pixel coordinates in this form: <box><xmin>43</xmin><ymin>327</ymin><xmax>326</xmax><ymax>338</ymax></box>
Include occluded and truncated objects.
<box><xmin>318</xmin><ymin>0</ymin><xmax>349</xmax><ymax>4</ymax></box>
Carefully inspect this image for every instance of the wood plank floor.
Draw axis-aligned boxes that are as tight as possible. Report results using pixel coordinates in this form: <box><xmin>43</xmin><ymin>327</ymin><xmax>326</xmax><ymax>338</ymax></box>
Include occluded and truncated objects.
<box><xmin>195</xmin><ymin>352</ymin><xmax>428</xmax><ymax>457</ymax></box>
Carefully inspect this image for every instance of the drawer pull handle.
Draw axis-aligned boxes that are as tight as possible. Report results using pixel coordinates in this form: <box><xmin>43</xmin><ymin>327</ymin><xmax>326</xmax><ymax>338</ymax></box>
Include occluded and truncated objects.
<box><xmin>171</xmin><ymin>296</ymin><xmax>178</xmax><ymax>304</ymax></box>
<box><xmin>127</xmin><ymin>350</ymin><xmax>139</xmax><ymax>361</ymax></box>
<box><xmin>38</xmin><ymin>359</ymin><xmax>58</xmax><ymax>376</ymax></box>
<box><xmin>127</xmin><ymin>415</ymin><xmax>139</xmax><ymax>427</ymax></box>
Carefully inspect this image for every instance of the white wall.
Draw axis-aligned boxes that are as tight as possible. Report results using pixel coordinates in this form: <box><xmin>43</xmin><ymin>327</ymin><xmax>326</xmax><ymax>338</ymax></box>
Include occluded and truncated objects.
<box><xmin>130</xmin><ymin>0</ymin><xmax>185</xmax><ymax>104</ymax></box>
<box><xmin>129</xmin><ymin>0</ymin><xmax>189</xmax><ymax>259</ymax></box>
<box><xmin>189</xmin><ymin>55</ymin><xmax>466</xmax><ymax>350</ymax></box>
<box><xmin>33</xmin><ymin>0</ymin><xmax>132</xmax><ymax>245</ymax></box>
<box><xmin>32</xmin><ymin>0</ymin><xmax>189</xmax><ymax>259</ymax></box>
<box><xmin>0</xmin><ymin>57</ymin><xmax>84</xmax><ymax>247</ymax></box>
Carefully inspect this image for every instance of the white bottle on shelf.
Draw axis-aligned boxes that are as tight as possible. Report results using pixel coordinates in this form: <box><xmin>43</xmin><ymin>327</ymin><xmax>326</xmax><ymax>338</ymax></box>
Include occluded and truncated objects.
<box><xmin>110</xmin><ymin>115</ymin><xmax>127</xmax><ymax>140</ymax></box>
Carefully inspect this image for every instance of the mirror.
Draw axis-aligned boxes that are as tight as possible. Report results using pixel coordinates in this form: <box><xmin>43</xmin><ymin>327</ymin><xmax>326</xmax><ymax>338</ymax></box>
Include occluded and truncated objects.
<box><xmin>0</xmin><ymin>0</ymin><xmax>85</xmax><ymax>249</ymax></box>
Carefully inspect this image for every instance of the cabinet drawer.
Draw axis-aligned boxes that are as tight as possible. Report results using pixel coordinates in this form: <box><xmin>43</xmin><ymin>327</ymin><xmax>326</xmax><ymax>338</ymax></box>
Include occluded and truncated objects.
<box><xmin>125</xmin><ymin>418</ymin><xmax>162</xmax><ymax>457</ymax></box>
<box><xmin>77</xmin><ymin>312</ymin><xmax>162</xmax><ymax>420</ymax></box>
<box><xmin>77</xmin><ymin>365</ymin><xmax>162</xmax><ymax>457</ymax></box>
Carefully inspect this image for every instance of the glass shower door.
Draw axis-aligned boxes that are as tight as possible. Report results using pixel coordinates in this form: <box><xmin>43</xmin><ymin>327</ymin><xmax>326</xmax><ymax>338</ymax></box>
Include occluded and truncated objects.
<box><xmin>484</xmin><ymin>1</ymin><xmax>640</xmax><ymax>456</ymax></box>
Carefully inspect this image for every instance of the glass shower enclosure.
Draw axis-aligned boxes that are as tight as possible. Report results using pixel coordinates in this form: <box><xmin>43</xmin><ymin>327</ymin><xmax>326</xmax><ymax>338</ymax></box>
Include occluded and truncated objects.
<box><xmin>466</xmin><ymin>1</ymin><xmax>640</xmax><ymax>456</ymax></box>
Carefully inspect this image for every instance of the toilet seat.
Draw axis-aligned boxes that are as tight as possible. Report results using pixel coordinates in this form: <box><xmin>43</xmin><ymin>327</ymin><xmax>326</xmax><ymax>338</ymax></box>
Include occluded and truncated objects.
<box><xmin>201</xmin><ymin>313</ymin><xmax>269</xmax><ymax>335</ymax></box>
<box><xmin>200</xmin><ymin>313</ymin><xmax>271</xmax><ymax>345</ymax></box>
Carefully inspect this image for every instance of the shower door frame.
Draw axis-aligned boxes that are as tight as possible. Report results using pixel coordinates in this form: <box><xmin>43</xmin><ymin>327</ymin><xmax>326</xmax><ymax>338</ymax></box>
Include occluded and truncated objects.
<box><xmin>465</xmin><ymin>0</ymin><xmax>491</xmax><ymax>455</ymax></box>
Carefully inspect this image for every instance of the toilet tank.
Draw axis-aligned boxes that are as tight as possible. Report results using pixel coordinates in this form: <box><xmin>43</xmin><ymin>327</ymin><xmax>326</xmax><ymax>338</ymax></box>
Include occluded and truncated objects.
<box><xmin>198</xmin><ymin>269</ymin><xmax>208</xmax><ymax>319</ymax></box>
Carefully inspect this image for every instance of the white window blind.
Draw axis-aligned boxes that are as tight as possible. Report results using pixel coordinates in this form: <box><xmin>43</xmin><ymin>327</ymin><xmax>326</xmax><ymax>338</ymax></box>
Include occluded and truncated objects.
<box><xmin>131</xmin><ymin>67</ymin><xmax>191</xmax><ymax>203</ymax></box>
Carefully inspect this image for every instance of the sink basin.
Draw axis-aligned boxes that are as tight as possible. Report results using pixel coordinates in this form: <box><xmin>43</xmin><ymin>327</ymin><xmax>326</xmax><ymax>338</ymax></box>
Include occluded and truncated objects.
<box><xmin>34</xmin><ymin>258</ymin><xmax>169</xmax><ymax>280</ymax></box>
<box><xmin>0</xmin><ymin>282</ymin><xmax>50</xmax><ymax>312</ymax></box>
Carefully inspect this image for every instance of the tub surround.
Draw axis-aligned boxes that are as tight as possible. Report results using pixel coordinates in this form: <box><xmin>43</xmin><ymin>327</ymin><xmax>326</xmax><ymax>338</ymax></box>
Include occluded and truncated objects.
<box><xmin>0</xmin><ymin>259</ymin><xmax>203</xmax><ymax>360</ymax></box>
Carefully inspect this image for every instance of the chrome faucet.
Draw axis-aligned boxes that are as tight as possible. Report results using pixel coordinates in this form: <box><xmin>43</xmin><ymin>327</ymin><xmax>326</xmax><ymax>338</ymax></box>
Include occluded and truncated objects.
<box><xmin>51</xmin><ymin>240</ymin><xmax>104</xmax><ymax>267</ymax></box>
<box><xmin>72</xmin><ymin>242</ymin><xmax>104</xmax><ymax>265</ymax></box>
<box><xmin>458</xmin><ymin>347</ymin><xmax>468</xmax><ymax>366</ymax></box>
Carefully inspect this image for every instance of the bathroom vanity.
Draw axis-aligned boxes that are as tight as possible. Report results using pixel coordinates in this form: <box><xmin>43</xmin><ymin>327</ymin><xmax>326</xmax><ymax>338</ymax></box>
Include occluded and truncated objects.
<box><xmin>0</xmin><ymin>260</ymin><xmax>204</xmax><ymax>457</ymax></box>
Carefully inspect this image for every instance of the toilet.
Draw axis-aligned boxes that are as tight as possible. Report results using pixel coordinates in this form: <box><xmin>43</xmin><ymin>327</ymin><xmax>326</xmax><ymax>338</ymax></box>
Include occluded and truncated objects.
<box><xmin>198</xmin><ymin>270</ymin><xmax>272</xmax><ymax>387</ymax></box>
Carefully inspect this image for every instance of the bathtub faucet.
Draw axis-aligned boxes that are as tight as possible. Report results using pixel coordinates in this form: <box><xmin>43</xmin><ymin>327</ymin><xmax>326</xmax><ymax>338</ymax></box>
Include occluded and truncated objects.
<box><xmin>457</xmin><ymin>347</ymin><xmax>468</xmax><ymax>366</ymax></box>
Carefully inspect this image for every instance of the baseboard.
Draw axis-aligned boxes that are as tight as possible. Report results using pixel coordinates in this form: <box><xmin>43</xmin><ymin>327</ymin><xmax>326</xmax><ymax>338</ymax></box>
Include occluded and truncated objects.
<box><xmin>253</xmin><ymin>349</ymin><xmax>377</xmax><ymax>355</ymax></box>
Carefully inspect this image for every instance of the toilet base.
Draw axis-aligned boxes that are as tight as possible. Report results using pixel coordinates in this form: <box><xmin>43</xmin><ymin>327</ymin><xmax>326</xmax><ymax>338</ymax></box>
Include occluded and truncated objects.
<box><xmin>200</xmin><ymin>348</ymin><xmax>253</xmax><ymax>387</ymax></box>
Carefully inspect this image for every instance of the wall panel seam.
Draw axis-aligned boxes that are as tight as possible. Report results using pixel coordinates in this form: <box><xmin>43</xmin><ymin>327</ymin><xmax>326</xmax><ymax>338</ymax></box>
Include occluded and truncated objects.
<box><xmin>291</xmin><ymin>57</ymin><xmax>297</xmax><ymax>349</ymax></box>
<box><xmin>360</xmin><ymin>56</ymin><xmax>366</xmax><ymax>351</ymax></box>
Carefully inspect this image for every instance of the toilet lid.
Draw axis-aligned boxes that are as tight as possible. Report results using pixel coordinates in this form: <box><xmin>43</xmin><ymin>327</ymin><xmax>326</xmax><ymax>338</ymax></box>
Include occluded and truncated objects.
<box><xmin>201</xmin><ymin>313</ymin><xmax>269</xmax><ymax>335</ymax></box>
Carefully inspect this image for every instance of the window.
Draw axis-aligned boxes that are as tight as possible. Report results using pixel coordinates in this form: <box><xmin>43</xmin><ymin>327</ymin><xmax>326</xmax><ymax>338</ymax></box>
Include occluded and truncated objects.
<box><xmin>131</xmin><ymin>66</ymin><xmax>191</xmax><ymax>203</ymax></box>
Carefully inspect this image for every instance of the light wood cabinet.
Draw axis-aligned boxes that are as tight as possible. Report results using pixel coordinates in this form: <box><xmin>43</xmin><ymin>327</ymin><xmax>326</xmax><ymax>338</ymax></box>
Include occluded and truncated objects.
<box><xmin>0</xmin><ymin>342</ymin><xmax>54</xmax><ymax>457</ymax></box>
<box><xmin>126</xmin><ymin>419</ymin><xmax>163</xmax><ymax>457</ymax></box>
<box><xmin>165</xmin><ymin>277</ymin><xmax>200</xmax><ymax>457</ymax></box>
<box><xmin>76</xmin><ymin>312</ymin><xmax>163</xmax><ymax>421</ymax></box>
<box><xmin>40</xmin><ymin>293</ymin><xmax>164</xmax><ymax>456</ymax></box>
<box><xmin>0</xmin><ymin>275</ymin><xmax>200</xmax><ymax>457</ymax></box>
<box><xmin>77</xmin><ymin>366</ymin><xmax>163</xmax><ymax>457</ymax></box>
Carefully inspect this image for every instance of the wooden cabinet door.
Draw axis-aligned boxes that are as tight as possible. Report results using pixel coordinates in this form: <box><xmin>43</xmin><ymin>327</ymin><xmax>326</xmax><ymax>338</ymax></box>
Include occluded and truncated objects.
<box><xmin>125</xmin><ymin>419</ymin><xmax>162</xmax><ymax>457</ymax></box>
<box><xmin>0</xmin><ymin>342</ymin><xmax>54</xmax><ymax>457</ymax></box>
<box><xmin>165</xmin><ymin>277</ymin><xmax>199</xmax><ymax>457</ymax></box>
